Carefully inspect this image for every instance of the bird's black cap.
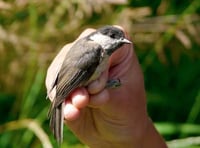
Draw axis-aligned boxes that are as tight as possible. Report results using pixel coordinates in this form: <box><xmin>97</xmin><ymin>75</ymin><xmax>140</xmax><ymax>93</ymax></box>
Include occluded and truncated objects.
<box><xmin>97</xmin><ymin>26</ymin><xmax>125</xmax><ymax>39</ymax></box>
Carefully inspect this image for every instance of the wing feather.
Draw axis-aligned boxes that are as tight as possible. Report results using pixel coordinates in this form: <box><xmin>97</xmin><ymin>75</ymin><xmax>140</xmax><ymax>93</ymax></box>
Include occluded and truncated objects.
<box><xmin>51</xmin><ymin>41</ymin><xmax>103</xmax><ymax>109</ymax></box>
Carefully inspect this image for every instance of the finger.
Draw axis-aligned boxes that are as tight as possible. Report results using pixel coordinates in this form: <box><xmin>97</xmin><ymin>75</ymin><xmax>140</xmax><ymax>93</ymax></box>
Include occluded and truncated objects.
<box><xmin>87</xmin><ymin>70</ymin><xmax>108</xmax><ymax>95</ymax></box>
<box><xmin>87</xmin><ymin>89</ymin><xmax>110</xmax><ymax>108</ymax></box>
<box><xmin>109</xmin><ymin>25</ymin><xmax>132</xmax><ymax>68</ymax></box>
<box><xmin>64</xmin><ymin>100</ymin><xmax>80</xmax><ymax>121</ymax></box>
<box><xmin>71</xmin><ymin>88</ymin><xmax>89</xmax><ymax>108</ymax></box>
<box><xmin>109</xmin><ymin>44</ymin><xmax>134</xmax><ymax>79</ymax></box>
<box><xmin>109</xmin><ymin>44</ymin><xmax>132</xmax><ymax>66</ymax></box>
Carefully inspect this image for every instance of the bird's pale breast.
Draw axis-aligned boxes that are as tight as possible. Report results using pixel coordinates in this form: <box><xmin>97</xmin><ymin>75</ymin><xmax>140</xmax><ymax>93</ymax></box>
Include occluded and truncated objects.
<box><xmin>86</xmin><ymin>54</ymin><xmax>109</xmax><ymax>85</ymax></box>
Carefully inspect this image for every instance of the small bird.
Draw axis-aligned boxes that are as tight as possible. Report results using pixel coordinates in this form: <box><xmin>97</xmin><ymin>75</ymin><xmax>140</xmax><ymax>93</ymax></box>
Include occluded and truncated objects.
<box><xmin>46</xmin><ymin>26</ymin><xmax>131</xmax><ymax>144</ymax></box>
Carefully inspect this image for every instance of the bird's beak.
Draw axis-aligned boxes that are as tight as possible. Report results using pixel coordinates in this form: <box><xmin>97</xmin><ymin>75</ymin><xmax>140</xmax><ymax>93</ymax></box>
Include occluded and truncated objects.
<box><xmin>121</xmin><ymin>38</ymin><xmax>132</xmax><ymax>44</ymax></box>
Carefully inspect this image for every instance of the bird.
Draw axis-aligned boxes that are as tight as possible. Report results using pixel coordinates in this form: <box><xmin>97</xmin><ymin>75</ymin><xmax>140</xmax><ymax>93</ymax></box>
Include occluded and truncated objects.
<box><xmin>46</xmin><ymin>25</ymin><xmax>132</xmax><ymax>144</ymax></box>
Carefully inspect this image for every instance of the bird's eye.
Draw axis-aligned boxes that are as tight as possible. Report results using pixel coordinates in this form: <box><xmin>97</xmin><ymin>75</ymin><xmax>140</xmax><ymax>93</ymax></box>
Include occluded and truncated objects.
<box><xmin>110</xmin><ymin>33</ymin><xmax>115</xmax><ymax>38</ymax></box>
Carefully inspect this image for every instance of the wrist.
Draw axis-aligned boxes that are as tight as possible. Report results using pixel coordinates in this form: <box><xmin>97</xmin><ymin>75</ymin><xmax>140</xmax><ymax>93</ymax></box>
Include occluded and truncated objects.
<box><xmin>88</xmin><ymin>117</ymin><xmax>167</xmax><ymax>148</ymax></box>
<box><xmin>141</xmin><ymin>117</ymin><xmax>167</xmax><ymax>148</ymax></box>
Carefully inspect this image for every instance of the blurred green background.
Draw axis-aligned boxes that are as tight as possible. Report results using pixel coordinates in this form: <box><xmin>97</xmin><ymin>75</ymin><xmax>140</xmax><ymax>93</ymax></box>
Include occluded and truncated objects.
<box><xmin>0</xmin><ymin>0</ymin><xmax>200</xmax><ymax>147</ymax></box>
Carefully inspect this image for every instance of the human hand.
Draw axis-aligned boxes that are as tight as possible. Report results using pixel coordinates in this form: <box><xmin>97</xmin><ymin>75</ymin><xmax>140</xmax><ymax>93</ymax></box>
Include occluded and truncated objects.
<box><xmin>46</xmin><ymin>26</ymin><xmax>167</xmax><ymax>147</ymax></box>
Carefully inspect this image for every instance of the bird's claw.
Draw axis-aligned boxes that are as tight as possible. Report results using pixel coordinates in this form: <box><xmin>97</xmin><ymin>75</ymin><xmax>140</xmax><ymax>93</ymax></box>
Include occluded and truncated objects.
<box><xmin>106</xmin><ymin>79</ymin><xmax>121</xmax><ymax>88</ymax></box>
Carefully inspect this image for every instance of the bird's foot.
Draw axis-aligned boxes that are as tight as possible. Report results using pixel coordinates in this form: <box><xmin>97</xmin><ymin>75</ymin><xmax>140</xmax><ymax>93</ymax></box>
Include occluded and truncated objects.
<box><xmin>106</xmin><ymin>79</ymin><xmax>121</xmax><ymax>88</ymax></box>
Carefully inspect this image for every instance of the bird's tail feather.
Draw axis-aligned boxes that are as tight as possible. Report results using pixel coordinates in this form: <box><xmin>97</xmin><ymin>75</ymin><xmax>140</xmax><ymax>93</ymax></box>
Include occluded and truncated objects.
<box><xmin>48</xmin><ymin>103</ymin><xmax>64</xmax><ymax>144</ymax></box>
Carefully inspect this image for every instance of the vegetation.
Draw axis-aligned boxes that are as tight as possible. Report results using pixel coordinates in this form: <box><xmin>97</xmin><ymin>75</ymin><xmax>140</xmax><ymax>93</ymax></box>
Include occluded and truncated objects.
<box><xmin>0</xmin><ymin>0</ymin><xmax>199</xmax><ymax>147</ymax></box>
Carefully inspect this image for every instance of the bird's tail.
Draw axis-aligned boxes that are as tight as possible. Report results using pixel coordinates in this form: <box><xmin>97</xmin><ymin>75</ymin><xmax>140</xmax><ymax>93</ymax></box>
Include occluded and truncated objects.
<box><xmin>48</xmin><ymin>103</ymin><xmax>64</xmax><ymax>144</ymax></box>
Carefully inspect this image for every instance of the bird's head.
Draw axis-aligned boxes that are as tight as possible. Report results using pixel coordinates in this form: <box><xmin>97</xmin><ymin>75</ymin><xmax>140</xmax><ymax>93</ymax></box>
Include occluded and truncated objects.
<box><xmin>89</xmin><ymin>26</ymin><xmax>132</xmax><ymax>55</ymax></box>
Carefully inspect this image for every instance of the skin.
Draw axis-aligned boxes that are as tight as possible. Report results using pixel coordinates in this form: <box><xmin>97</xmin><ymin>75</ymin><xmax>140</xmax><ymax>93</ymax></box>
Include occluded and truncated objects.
<box><xmin>46</xmin><ymin>26</ymin><xmax>167</xmax><ymax>147</ymax></box>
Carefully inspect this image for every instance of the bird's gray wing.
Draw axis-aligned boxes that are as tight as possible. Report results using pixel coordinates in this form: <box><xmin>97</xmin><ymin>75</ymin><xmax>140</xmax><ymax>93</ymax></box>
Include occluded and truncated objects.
<box><xmin>51</xmin><ymin>42</ymin><xmax>102</xmax><ymax>109</ymax></box>
<box><xmin>47</xmin><ymin>40</ymin><xmax>102</xmax><ymax>144</ymax></box>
